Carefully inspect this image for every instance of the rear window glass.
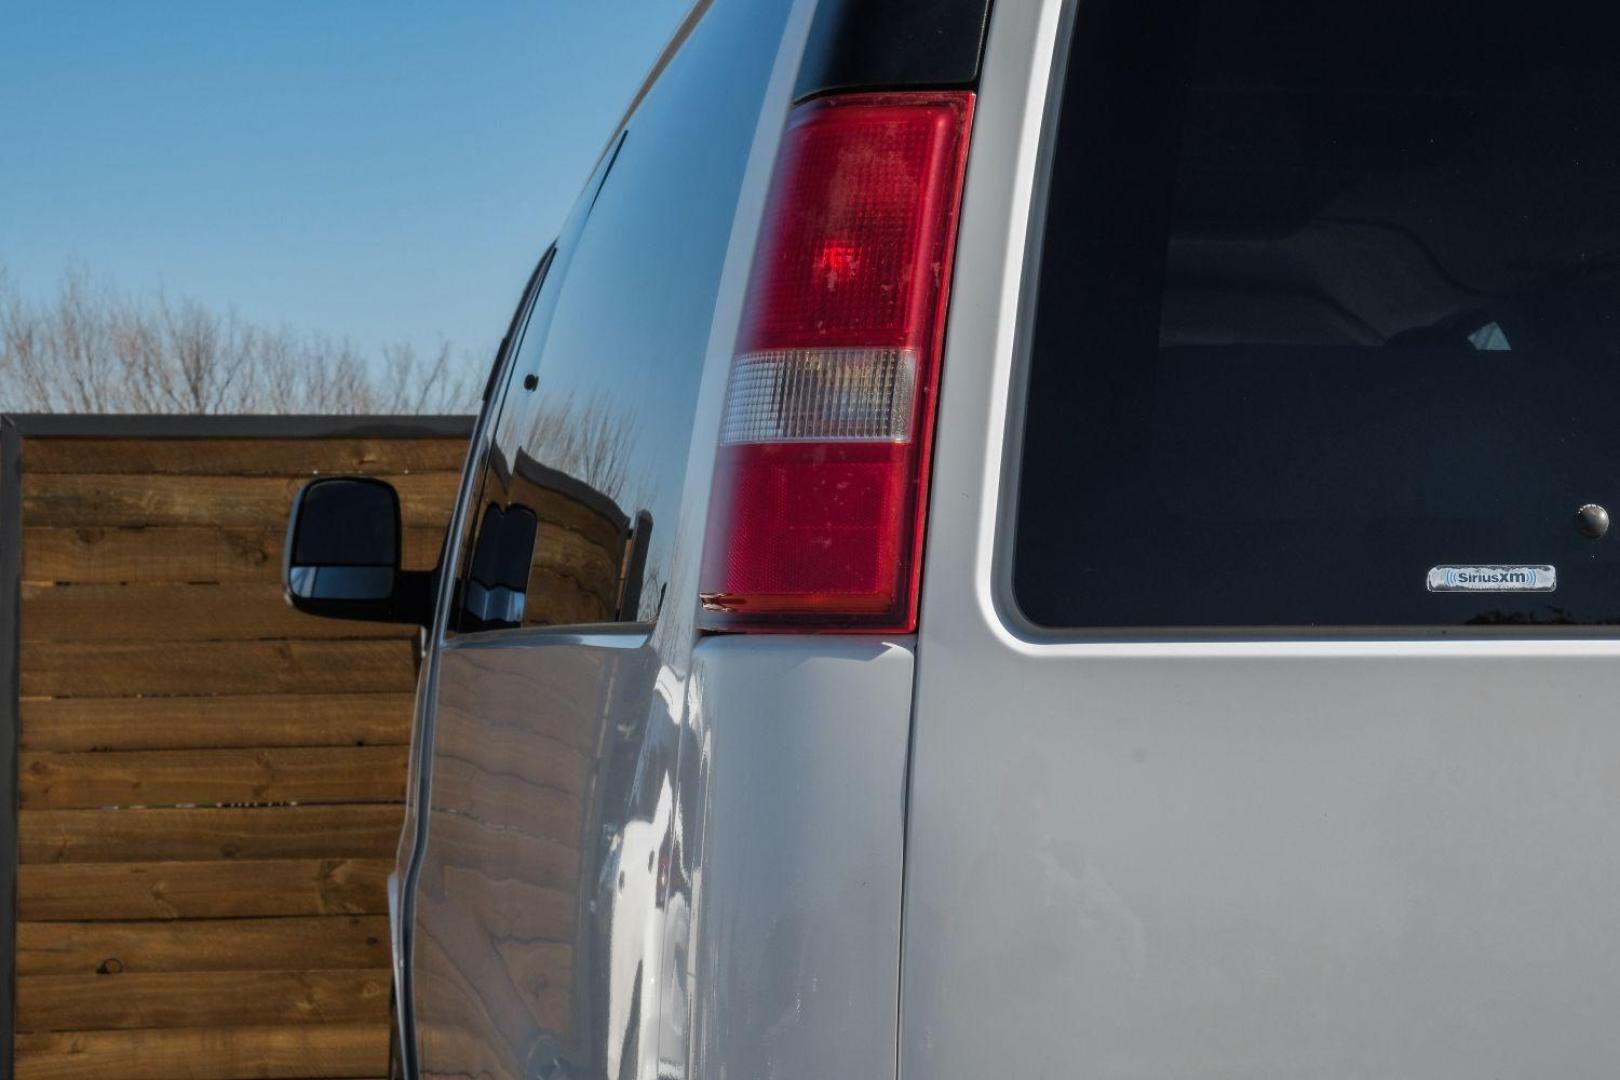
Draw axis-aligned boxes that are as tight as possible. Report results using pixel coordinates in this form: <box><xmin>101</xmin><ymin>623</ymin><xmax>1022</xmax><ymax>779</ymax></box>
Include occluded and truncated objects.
<box><xmin>1013</xmin><ymin>0</ymin><xmax>1620</xmax><ymax>628</ymax></box>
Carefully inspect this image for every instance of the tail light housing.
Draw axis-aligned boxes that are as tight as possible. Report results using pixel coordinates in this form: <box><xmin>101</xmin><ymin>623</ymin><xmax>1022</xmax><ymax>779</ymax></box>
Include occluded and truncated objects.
<box><xmin>699</xmin><ymin>90</ymin><xmax>974</xmax><ymax>632</ymax></box>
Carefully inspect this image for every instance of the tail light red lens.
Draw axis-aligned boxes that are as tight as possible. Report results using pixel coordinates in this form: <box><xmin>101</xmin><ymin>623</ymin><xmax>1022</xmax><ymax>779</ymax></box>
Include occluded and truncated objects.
<box><xmin>699</xmin><ymin>91</ymin><xmax>974</xmax><ymax>631</ymax></box>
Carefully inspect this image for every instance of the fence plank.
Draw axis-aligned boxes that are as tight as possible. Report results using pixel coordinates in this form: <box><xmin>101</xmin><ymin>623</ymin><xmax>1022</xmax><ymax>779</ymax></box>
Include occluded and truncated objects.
<box><xmin>18</xmin><ymin>969</ymin><xmax>391</xmax><ymax>1031</ymax></box>
<box><xmin>16</xmin><ymin>916</ymin><xmax>389</xmax><ymax>975</ymax></box>
<box><xmin>23</xmin><ymin>526</ymin><xmax>446</xmax><ymax>585</ymax></box>
<box><xmin>14</xmin><ymin>1023</ymin><xmax>388</xmax><ymax>1080</ymax></box>
<box><xmin>21</xmin><ymin>806</ymin><xmax>403</xmax><ymax>864</ymax></box>
<box><xmin>25</xmin><ymin>437</ymin><xmax>467</xmax><ymax>476</ymax></box>
<box><xmin>8</xmin><ymin>426</ymin><xmax>471</xmax><ymax>1073</ymax></box>
<box><xmin>20</xmin><ymin>694</ymin><xmax>413</xmax><ymax>753</ymax></box>
<box><xmin>20</xmin><ymin>746</ymin><xmax>409</xmax><ymax>809</ymax></box>
<box><xmin>21</xmin><ymin>640</ymin><xmax>417</xmax><ymax>697</ymax></box>
<box><xmin>21</xmin><ymin>584</ymin><xmax>414</xmax><ymax>642</ymax></box>
<box><xmin>22</xmin><ymin>472</ymin><xmax>459</xmax><ymax>528</ymax></box>
<box><xmin>18</xmin><ymin>860</ymin><xmax>391</xmax><ymax>920</ymax></box>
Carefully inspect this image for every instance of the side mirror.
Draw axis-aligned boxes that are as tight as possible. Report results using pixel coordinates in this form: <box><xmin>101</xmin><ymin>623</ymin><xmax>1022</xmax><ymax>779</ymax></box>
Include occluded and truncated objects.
<box><xmin>284</xmin><ymin>477</ymin><xmax>433</xmax><ymax>625</ymax></box>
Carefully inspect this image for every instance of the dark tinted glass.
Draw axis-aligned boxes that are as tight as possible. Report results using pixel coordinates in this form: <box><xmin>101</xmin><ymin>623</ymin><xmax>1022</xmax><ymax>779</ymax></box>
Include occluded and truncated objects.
<box><xmin>292</xmin><ymin>479</ymin><xmax>397</xmax><ymax>566</ymax></box>
<box><xmin>455</xmin><ymin>28</ymin><xmax>767</xmax><ymax>632</ymax></box>
<box><xmin>442</xmin><ymin>249</ymin><xmax>553</xmax><ymax>634</ymax></box>
<box><xmin>1015</xmin><ymin>0</ymin><xmax>1620</xmax><ymax>628</ymax></box>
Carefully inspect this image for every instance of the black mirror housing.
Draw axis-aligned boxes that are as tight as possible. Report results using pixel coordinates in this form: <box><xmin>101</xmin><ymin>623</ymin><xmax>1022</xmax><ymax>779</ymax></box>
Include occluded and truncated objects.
<box><xmin>284</xmin><ymin>476</ymin><xmax>434</xmax><ymax>625</ymax></box>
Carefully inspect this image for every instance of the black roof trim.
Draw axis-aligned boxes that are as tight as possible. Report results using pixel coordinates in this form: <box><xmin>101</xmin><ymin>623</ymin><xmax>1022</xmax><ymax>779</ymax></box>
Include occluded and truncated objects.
<box><xmin>794</xmin><ymin>0</ymin><xmax>993</xmax><ymax>101</ymax></box>
<box><xmin>609</xmin><ymin>0</ymin><xmax>715</xmax><ymax>142</ymax></box>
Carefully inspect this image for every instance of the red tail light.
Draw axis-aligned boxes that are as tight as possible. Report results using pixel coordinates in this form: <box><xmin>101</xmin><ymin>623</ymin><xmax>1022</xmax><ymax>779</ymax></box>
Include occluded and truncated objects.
<box><xmin>699</xmin><ymin>91</ymin><xmax>974</xmax><ymax>632</ymax></box>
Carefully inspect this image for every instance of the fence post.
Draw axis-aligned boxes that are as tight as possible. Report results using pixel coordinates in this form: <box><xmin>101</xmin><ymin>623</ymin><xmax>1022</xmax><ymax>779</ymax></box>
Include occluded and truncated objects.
<box><xmin>0</xmin><ymin>415</ymin><xmax>22</xmax><ymax>1076</ymax></box>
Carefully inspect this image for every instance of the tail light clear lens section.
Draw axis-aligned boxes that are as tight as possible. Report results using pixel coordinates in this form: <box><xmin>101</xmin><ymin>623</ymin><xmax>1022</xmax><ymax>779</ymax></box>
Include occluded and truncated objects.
<box><xmin>699</xmin><ymin>91</ymin><xmax>974</xmax><ymax>631</ymax></box>
<box><xmin>719</xmin><ymin>347</ymin><xmax>918</xmax><ymax>444</ymax></box>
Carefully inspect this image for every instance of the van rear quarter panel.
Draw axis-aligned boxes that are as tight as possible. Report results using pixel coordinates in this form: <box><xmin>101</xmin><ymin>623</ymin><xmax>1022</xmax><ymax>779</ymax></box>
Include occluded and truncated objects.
<box><xmin>685</xmin><ymin>636</ymin><xmax>916</xmax><ymax>1080</ymax></box>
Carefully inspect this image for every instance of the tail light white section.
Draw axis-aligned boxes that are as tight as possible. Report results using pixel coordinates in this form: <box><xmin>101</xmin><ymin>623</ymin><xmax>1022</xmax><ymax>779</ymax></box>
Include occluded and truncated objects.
<box><xmin>718</xmin><ymin>347</ymin><xmax>919</xmax><ymax>445</ymax></box>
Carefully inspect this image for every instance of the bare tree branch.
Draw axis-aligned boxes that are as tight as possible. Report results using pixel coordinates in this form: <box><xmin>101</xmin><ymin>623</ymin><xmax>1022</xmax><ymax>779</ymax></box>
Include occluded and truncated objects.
<box><xmin>0</xmin><ymin>263</ymin><xmax>482</xmax><ymax>415</ymax></box>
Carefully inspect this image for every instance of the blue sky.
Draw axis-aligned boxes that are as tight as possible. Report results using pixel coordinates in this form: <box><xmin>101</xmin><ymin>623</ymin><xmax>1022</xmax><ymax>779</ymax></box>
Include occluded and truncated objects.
<box><xmin>0</xmin><ymin>2</ymin><xmax>689</xmax><ymax>362</ymax></box>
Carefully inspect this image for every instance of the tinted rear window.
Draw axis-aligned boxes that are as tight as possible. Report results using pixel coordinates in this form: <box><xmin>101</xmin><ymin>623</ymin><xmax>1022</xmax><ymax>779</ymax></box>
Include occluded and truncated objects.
<box><xmin>1014</xmin><ymin>0</ymin><xmax>1620</xmax><ymax>628</ymax></box>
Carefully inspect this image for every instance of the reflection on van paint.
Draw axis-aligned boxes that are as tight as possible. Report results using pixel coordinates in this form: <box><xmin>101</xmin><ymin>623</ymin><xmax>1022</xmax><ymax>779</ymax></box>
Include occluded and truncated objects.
<box><xmin>402</xmin><ymin>0</ymin><xmax>797</xmax><ymax>1075</ymax></box>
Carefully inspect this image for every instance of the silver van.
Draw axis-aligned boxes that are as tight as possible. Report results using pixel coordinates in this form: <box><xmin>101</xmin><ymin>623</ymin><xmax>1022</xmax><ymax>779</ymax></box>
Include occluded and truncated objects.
<box><xmin>285</xmin><ymin>0</ymin><xmax>1620</xmax><ymax>1075</ymax></box>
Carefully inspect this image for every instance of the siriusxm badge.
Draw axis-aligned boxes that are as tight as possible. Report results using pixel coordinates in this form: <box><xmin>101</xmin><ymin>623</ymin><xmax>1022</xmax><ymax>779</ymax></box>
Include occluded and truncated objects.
<box><xmin>1427</xmin><ymin>565</ymin><xmax>1556</xmax><ymax>593</ymax></box>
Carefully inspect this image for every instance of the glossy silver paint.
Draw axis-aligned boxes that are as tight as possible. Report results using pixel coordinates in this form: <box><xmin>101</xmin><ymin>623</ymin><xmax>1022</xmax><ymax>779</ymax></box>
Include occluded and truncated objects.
<box><xmin>396</xmin><ymin>0</ymin><xmax>819</xmax><ymax>1076</ymax></box>
<box><xmin>683</xmin><ymin>636</ymin><xmax>915</xmax><ymax>1080</ymax></box>
<box><xmin>903</xmin><ymin>0</ymin><xmax>1620</xmax><ymax>1076</ymax></box>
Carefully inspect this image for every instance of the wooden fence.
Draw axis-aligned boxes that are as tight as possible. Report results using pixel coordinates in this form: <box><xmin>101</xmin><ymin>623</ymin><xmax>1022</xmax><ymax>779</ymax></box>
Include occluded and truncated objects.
<box><xmin>0</xmin><ymin>415</ymin><xmax>473</xmax><ymax>1080</ymax></box>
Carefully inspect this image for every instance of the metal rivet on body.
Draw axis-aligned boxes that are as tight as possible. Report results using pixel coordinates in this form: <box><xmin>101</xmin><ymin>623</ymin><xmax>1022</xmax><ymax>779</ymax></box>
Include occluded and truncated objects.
<box><xmin>1575</xmin><ymin>503</ymin><xmax>1610</xmax><ymax>539</ymax></box>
